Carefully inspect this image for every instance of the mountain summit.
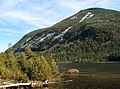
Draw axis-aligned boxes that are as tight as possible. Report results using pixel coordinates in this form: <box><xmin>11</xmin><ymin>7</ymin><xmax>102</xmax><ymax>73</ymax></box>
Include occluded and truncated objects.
<box><xmin>13</xmin><ymin>8</ymin><xmax>120</xmax><ymax>62</ymax></box>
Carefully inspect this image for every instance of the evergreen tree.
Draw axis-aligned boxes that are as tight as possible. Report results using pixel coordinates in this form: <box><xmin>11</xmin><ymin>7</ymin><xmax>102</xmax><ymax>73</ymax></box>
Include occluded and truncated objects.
<box><xmin>49</xmin><ymin>59</ymin><xmax>59</xmax><ymax>78</ymax></box>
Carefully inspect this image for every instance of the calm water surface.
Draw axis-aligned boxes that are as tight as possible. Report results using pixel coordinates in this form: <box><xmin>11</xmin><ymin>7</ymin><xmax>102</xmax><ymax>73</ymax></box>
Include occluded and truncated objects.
<box><xmin>37</xmin><ymin>63</ymin><xmax>120</xmax><ymax>89</ymax></box>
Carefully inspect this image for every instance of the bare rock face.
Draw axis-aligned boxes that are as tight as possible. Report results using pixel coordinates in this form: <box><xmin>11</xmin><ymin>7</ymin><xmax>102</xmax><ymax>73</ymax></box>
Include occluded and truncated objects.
<box><xmin>67</xmin><ymin>69</ymin><xmax>79</xmax><ymax>74</ymax></box>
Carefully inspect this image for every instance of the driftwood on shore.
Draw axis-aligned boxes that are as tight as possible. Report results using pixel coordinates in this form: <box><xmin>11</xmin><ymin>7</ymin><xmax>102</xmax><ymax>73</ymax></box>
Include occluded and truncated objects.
<box><xmin>0</xmin><ymin>83</ymin><xmax>36</xmax><ymax>88</ymax></box>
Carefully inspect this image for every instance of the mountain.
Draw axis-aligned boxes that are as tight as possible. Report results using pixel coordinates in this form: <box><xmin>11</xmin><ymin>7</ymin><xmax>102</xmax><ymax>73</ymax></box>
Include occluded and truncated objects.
<box><xmin>12</xmin><ymin>8</ymin><xmax>120</xmax><ymax>62</ymax></box>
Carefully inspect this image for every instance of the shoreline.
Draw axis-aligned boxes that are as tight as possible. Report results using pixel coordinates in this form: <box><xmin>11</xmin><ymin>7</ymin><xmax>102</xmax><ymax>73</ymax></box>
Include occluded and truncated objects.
<box><xmin>58</xmin><ymin>62</ymin><xmax>120</xmax><ymax>64</ymax></box>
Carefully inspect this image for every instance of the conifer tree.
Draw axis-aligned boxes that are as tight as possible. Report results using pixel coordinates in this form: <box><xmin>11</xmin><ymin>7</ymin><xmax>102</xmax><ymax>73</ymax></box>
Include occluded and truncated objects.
<box><xmin>49</xmin><ymin>59</ymin><xmax>59</xmax><ymax>78</ymax></box>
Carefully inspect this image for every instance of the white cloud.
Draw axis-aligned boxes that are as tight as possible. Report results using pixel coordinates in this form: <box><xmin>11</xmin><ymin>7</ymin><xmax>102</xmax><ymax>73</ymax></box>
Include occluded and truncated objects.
<box><xmin>0</xmin><ymin>0</ymin><xmax>63</xmax><ymax>32</ymax></box>
<box><xmin>0</xmin><ymin>28</ymin><xmax>21</xmax><ymax>36</ymax></box>
<box><xmin>2</xmin><ymin>10</ymin><xmax>54</xmax><ymax>27</ymax></box>
<box><xmin>0</xmin><ymin>0</ymin><xmax>119</xmax><ymax>33</ymax></box>
<box><xmin>0</xmin><ymin>0</ymin><xmax>119</xmax><ymax>36</ymax></box>
<box><xmin>0</xmin><ymin>0</ymin><xmax>23</xmax><ymax>11</ymax></box>
<box><xmin>57</xmin><ymin>0</ymin><xmax>120</xmax><ymax>12</ymax></box>
<box><xmin>0</xmin><ymin>19</ymin><xmax>8</xmax><ymax>26</ymax></box>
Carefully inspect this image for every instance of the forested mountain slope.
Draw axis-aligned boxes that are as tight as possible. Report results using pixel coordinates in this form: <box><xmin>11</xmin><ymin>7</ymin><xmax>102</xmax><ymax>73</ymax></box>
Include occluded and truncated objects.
<box><xmin>13</xmin><ymin>8</ymin><xmax>120</xmax><ymax>62</ymax></box>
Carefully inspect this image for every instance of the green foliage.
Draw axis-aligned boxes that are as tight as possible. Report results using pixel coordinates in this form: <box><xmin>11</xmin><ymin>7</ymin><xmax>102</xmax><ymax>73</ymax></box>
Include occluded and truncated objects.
<box><xmin>31</xmin><ymin>56</ymin><xmax>51</xmax><ymax>80</ymax></box>
<box><xmin>48</xmin><ymin>59</ymin><xmax>59</xmax><ymax>78</ymax></box>
<box><xmin>0</xmin><ymin>47</ymin><xmax>59</xmax><ymax>81</ymax></box>
<box><xmin>0</xmin><ymin>48</ymin><xmax>28</xmax><ymax>82</ymax></box>
<box><xmin>0</xmin><ymin>61</ymin><xmax>12</xmax><ymax>79</ymax></box>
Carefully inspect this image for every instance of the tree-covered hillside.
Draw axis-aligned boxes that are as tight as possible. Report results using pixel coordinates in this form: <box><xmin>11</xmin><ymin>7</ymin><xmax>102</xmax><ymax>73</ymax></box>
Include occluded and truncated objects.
<box><xmin>12</xmin><ymin>8</ymin><xmax>120</xmax><ymax>62</ymax></box>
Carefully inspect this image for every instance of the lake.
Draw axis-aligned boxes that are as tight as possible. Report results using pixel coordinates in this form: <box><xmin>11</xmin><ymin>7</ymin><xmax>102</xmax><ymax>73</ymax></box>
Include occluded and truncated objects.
<box><xmin>37</xmin><ymin>63</ymin><xmax>120</xmax><ymax>89</ymax></box>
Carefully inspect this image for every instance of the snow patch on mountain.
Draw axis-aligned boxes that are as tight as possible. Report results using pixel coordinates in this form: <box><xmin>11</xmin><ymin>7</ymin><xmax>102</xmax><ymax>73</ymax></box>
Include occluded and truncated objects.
<box><xmin>35</xmin><ymin>34</ymin><xmax>45</xmax><ymax>41</ymax></box>
<box><xmin>70</xmin><ymin>16</ymin><xmax>77</xmax><ymax>20</ymax></box>
<box><xmin>45</xmin><ymin>26</ymin><xmax>73</xmax><ymax>49</ymax></box>
<box><xmin>79</xmin><ymin>12</ymin><xmax>94</xmax><ymax>23</ymax></box>
<box><xmin>54</xmin><ymin>26</ymin><xmax>72</xmax><ymax>40</ymax></box>
<box><xmin>21</xmin><ymin>34</ymin><xmax>45</xmax><ymax>48</ymax></box>
<box><xmin>87</xmin><ymin>14</ymin><xmax>94</xmax><ymax>19</ymax></box>
<box><xmin>26</xmin><ymin>37</ymin><xmax>31</xmax><ymax>42</ymax></box>
<box><xmin>39</xmin><ymin>32</ymin><xmax>55</xmax><ymax>42</ymax></box>
<box><xmin>21</xmin><ymin>32</ymin><xmax>55</xmax><ymax>48</ymax></box>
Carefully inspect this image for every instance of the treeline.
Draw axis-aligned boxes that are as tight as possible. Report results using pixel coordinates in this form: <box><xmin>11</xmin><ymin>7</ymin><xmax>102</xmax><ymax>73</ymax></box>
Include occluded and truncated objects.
<box><xmin>0</xmin><ymin>48</ymin><xmax>59</xmax><ymax>82</ymax></box>
<box><xmin>42</xmin><ymin>20</ymin><xmax>120</xmax><ymax>63</ymax></box>
<box><xmin>42</xmin><ymin>42</ymin><xmax>120</xmax><ymax>63</ymax></box>
<box><xmin>41</xmin><ymin>9</ymin><xmax>120</xmax><ymax>63</ymax></box>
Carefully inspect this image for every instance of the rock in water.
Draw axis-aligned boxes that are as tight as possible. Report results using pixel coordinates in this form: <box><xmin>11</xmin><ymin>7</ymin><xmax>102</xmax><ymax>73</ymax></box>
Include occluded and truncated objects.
<box><xmin>67</xmin><ymin>69</ymin><xmax>79</xmax><ymax>74</ymax></box>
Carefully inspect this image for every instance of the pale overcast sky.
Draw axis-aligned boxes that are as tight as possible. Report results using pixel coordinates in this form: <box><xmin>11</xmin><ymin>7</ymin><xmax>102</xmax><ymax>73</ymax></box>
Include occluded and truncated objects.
<box><xmin>0</xmin><ymin>0</ymin><xmax>120</xmax><ymax>52</ymax></box>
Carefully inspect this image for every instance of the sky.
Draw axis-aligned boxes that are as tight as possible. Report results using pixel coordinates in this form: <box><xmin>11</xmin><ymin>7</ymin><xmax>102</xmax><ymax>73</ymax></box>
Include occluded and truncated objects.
<box><xmin>0</xmin><ymin>0</ymin><xmax>120</xmax><ymax>52</ymax></box>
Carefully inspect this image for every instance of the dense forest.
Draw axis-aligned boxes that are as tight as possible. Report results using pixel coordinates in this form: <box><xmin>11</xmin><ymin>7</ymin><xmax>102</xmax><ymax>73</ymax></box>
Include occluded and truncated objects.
<box><xmin>12</xmin><ymin>8</ymin><xmax>120</xmax><ymax>63</ymax></box>
<box><xmin>0</xmin><ymin>47</ymin><xmax>59</xmax><ymax>82</ymax></box>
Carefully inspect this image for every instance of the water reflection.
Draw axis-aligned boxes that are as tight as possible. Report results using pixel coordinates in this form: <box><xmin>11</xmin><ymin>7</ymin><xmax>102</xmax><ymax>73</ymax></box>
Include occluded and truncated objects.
<box><xmin>35</xmin><ymin>83</ymin><xmax>63</xmax><ymax>89</ymax></box>
<box><xmin>35</xmin><ymin>63</ymin><xmax>120</xmax><ymax>89</ymax></box>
